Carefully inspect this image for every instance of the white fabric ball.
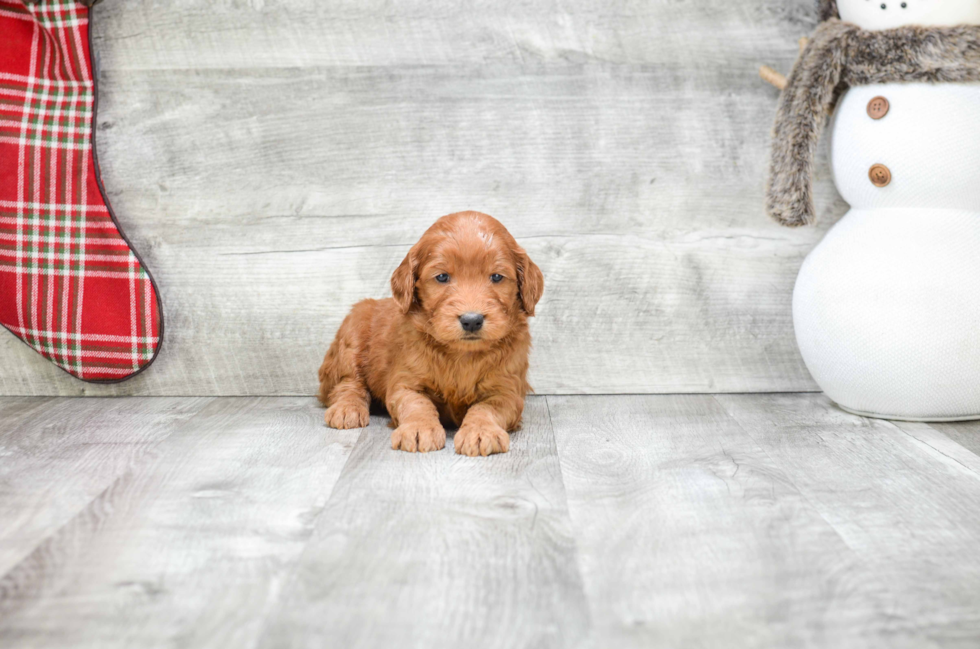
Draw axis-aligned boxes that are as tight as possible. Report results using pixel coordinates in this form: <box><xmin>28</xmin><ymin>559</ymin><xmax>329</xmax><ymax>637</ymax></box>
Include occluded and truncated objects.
<box><xmin>794</xmin><ymin>208</ymin><xmax>980</xmax><ymax>420</ymax></box>
<box><xmin>837</xmin><ymin>0</ymin><xmax>980</xmax><ymax>30</ymax></box>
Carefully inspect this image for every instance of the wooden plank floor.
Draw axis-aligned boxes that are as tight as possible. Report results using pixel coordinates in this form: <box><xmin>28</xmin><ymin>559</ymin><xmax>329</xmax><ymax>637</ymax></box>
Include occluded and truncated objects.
<box><xmin>2</xmin><ymin>394</ymin><xmax>980</xmax><ymax>648</ymax></box>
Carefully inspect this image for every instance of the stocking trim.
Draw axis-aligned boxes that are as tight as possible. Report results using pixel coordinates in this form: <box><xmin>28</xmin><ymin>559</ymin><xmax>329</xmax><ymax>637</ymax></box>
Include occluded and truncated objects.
<box><xmin>86</xmin><ymin>2</ymin><xmax>164</xmax><ymax>383</ymax></box>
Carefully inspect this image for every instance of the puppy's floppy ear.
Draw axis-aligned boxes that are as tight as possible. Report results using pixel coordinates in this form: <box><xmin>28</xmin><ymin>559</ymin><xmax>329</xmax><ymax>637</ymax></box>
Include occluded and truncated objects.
<box><xmin>515</xmin><ymin>247</ymin><xmax>544</xmax><ymax>317</ymax></box>
<box><xmin>391</xmin><ymin>245</ymin><xmax>419</xmax><ymax>314</ymax></box>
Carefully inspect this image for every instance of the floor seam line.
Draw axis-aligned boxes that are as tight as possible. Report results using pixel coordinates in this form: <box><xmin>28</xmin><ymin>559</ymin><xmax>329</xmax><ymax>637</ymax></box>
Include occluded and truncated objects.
<box><xmin>0</xmin><ymin>396</ymin><xmax>216</xmax><ymax>587</ymax></box>
<box><xmin>544</xmin><ymin>394</ymin><xmax>598</xmax><ymax>648</ymax></box>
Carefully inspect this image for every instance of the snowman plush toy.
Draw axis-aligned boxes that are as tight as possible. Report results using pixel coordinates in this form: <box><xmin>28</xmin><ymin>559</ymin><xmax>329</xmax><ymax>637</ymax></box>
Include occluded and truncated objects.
<box><xmin>767</xmin><ymin>0</ymin><xmax>980</xmax><ymax>420</ymax></box>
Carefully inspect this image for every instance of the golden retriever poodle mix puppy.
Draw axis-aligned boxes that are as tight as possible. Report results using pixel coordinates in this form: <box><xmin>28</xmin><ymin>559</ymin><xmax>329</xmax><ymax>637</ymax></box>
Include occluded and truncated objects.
<box><xmin>317</xmin><ymin>211</ymin><xmax>543</xmax><ymax>456</ymax></box>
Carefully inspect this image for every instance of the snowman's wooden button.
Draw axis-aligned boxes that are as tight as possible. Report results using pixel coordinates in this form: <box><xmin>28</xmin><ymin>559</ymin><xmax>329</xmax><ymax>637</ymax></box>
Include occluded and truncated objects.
<box><xmin>867</xmin><ymin>96</ymin><xmax>890</xmax><ymax>119</ymax></box>
<box><xmin>869</xmin><ymin>163</ymin><xmax>891</xmax><ymax>187</ymax></box>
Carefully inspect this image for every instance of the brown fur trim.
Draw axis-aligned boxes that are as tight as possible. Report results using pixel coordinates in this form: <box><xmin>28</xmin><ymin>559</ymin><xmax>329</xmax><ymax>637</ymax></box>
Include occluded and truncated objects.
<box><xmin>819</xmin><ymin>0</ymin><xmax>839</xmax><ymax>21</ymax></box>
<box><xmin>767</xmin><ymin>20</ymin><xmax>980</xmax><ymax>226</ymax></box>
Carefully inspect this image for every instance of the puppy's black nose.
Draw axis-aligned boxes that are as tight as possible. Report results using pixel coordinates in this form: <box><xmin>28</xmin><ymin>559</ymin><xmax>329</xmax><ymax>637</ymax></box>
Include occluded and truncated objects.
<box><xmin>459</xmin><ymin>312</ymin><xmax>484</xmax><ymax>333</ymax></box>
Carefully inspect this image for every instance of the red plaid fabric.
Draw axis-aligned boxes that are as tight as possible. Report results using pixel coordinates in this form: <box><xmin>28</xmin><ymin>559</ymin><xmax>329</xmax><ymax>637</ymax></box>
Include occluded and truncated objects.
<box><xmin>0</xmin><ymin>0</ymin><xmax>162</xmax><ymax>382</ymax></box>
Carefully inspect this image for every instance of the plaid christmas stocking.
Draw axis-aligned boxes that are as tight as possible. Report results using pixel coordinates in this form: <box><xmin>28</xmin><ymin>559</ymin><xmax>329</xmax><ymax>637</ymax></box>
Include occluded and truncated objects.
<box><xmin>0</xmin><ymin>0</ymin><xmax>162</xmax><ymax>382</ymax></box>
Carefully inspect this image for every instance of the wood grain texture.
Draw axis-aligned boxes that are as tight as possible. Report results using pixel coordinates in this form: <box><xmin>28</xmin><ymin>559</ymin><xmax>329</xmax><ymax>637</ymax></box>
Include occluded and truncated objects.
<box><xmin>258</xmin><ymin>397</ymin><xmax>589</xmax><ymax>649</ymax></box>
<box><xmin>0</xmin><ymin>397</ymin><xmax>359</xmax><ymax>648</ymax></box>
<box><xmin>548</xmin><ymin>394</ymin><xmax>895</xmax><ymax>648</ymax></box>
<box><xmin>3</xmin><ymin>395</ymin><xmax>980</xmax><ymax>647</ymax></box>
<box><xmin>0</xmin><ymin>0</ymin><xmax>841</xmax><ymax>396</ymax></box>
<box><xmin>0</xmin><ymin>397</ymin><xmax>210</xmax><ymax>576</ymax></box>
<box><xmin>716</xmin><ymin>393</ymin><xmax>980</xmax><ymax>648</ymax></box>
<box><xmin>88</xmin><ymin>1</ymin><xmax>825</xmax><ymax>71</ymax></box>
<box><xmin>905</xmin><ymin>420</ymin><xmax>980</xmax><ymax>460</ymax></box>
<box><xmin>890</xmin><ymin>420</ymin><xmax>980</xmax><ymax>479</ymax></box>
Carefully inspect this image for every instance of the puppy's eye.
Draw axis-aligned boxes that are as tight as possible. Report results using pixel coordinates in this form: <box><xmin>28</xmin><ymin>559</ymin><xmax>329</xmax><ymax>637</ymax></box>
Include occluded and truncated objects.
<box><xmin>490</xmin><ymin>273</ymin><xmax>504</xmax><ymax>283</ymax></box>
<box><xmin>435</xmin><ymin>273</ymin><xmax>450</xmax><ymax>283</ymax></box>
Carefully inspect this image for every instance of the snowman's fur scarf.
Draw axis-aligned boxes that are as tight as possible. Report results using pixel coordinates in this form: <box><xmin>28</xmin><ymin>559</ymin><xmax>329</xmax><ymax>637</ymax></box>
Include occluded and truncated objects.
<box><xmin>819</xmin><ymin>0</ymin><xmax>839</xmax><ymax>22</ymax></box>
<box><xmin>768</xmin><ymin>18</ymin><xmax>980</xmax><ymax>226</ymax></box>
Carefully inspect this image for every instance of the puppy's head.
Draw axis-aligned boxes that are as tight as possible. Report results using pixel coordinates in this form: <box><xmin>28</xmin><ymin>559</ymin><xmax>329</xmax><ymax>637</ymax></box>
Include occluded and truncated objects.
<box><xmin>391</xmin><ymin>211</ymin><xmax>543</xmax><ymax>349</ymax></box>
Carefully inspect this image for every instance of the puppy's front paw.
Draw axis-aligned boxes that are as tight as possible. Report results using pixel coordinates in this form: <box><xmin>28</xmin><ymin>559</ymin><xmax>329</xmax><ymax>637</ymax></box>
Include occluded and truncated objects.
<box><xmin>391</xmin><ymin>421</ymin><xmax>446</xmax><ymax>453</ymax></box>
<box><xmin>324</xmin><ymin>401</ymin><xmax>370</xmax><ymax>429</ymax></box>
<box><xmin>454</xmin><ymin>422</ymin><xmax>510</xmax><ymax>457</ymax></box>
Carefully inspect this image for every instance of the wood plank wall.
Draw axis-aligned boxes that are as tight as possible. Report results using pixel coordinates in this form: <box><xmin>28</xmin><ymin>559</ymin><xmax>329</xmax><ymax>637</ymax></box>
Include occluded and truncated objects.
<box><xmin>0</xmin><ymin>0</ymin><xmax>845</xmax><ymax>396</ymax></box>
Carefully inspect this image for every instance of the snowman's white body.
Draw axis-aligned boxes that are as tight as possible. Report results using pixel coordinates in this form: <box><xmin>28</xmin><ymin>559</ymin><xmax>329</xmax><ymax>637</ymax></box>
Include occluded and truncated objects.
<box><xmin>793</xmin><ymin>81</ymin><xmax>980</xmax><ymax>419</ymax></box>
<box><xmin>791</xmin><ymin>0</ymin><xmax>980</xmax><ymax>420</ymax></box>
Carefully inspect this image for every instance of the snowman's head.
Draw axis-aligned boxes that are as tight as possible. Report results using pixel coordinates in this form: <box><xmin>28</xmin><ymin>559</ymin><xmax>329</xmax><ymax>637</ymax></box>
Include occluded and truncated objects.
<box><xmin>825</xmin><ymin>0</ymin><xmax>980</xmax><ymax>29</ymax></box>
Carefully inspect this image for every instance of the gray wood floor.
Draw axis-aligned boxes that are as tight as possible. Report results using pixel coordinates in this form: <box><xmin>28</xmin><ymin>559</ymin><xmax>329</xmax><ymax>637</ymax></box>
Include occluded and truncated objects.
<box><xmin>2</xmin><ymin>395</ymin><xmax>979</xmax><ymax>648</ymax></box>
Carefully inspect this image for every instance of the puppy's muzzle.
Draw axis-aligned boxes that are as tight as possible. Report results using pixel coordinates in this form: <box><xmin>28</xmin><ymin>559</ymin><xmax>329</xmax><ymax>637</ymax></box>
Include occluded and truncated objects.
<box><xmin>459</xmin><ymin>312</ymin><xmax>484</xmax><ymax>334</ymax></box>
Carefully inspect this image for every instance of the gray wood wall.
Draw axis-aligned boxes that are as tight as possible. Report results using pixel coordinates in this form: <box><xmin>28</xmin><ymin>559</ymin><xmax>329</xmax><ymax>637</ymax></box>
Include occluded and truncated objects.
<box><xmin>0</xmin><ymin>0</ymin><xmax>845</xmax><ymax>396</ymax></box>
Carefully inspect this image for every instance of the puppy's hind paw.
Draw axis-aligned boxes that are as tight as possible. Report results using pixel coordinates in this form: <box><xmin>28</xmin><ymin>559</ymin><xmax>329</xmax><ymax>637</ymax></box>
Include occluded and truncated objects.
<box><xmin>454</xmin><ymin>423</ymin><xmax>510</xmax><ymax>457</ymax></box>
<box><xmin>391</xmin><ymin>421</ymin><xmax>446</xmax><ymax>453</ymax></box>
<box><xmin>324</xmin><ymin>401</ymin><xmax>370</xmax><ymax>429</ymax></box>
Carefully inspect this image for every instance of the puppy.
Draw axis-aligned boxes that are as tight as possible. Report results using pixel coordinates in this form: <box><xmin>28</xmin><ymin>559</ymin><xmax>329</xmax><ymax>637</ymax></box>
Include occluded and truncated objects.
<box><xmin>317</xmin><ymin>211</ymin><xmax>543</xmax><ymax>456</ymax></box>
